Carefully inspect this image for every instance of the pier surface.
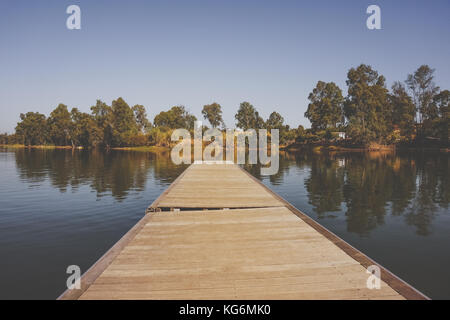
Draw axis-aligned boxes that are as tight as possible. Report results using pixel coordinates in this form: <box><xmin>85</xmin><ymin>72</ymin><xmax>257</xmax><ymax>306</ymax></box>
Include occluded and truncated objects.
<box><xmin>59</xmin><ymin>163</ymin><xmax>427</xmax><ymax>300</ymax></box>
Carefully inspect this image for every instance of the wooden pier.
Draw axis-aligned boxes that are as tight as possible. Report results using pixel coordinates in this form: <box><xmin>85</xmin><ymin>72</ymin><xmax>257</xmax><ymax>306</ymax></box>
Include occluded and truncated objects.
<box><xmin>59</xmin><ymin>163</ymin><xmax>428</xmax><ymax>300</ymax></box>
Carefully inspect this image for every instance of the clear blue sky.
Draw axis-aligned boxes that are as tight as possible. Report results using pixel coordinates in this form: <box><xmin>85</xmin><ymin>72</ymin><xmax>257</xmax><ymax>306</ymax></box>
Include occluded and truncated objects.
<box><xmin>0</xmin><ymin>0</ymin><xmax>449</xmax><ymax>132</ymax></box>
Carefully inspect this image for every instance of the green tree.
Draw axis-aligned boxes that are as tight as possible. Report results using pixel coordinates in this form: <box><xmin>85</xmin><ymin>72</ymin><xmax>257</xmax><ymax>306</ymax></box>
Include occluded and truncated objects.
<box><xmin>305</xmin><ymin>81</ymin><xmax>344</xmax><ymax>131</ymax></box>
<box><xmin>431</xmin><ymin>90</ymin><xmax>449</xmax><ymax>142</ymax></box>
<box><xmin>434</xmin><ymin>90</ymin><xmax>450</xmax><ymax>118</ymax></box>
<box><xmin>111</xmin><ymin>97</ymin><xmax>138</xmax><ymax>146</ymax></box>
<box><xmin>406</xmin><ymin>65</ymin><xmax>440</xmax><ymax>123</ymax></box>
<box><xmin>294</xmin><ymin>125</ymin><xmax>306</xmax><ymax>143</ymax></box>
<box><xmin>132</xmin><ymin>104</ymin><xmax>151</xmax><ymax>133</ymax></box>
<box><xmin>153</xmin><ymin>110</ymin><xmax>176</xmax><ymax>128</ymax></box>
<box><xmin>15</xmin><ymin>112</ymin><xmax>48</xmax><ymax>145</ymax></box>
<box><xmin>154</xmin><ymin>106</ymin><xmax>197</xmax><ymax>129</ymax></box>
<box><xmin>344</xmin><ymin>64</ymin><xmax>390</xmax><ymax>145</ymax></box>
<box><xmin>0</xmin><ymin>133</ymin><xmax>7</xmax><ymax>144</ymax></box>
<box><xmin>389</xmin><ymin>81</ymin><xmax>416</xmax><ymax>137</ymax></box>
<box><xmin>91</xmin><ymin>100</ymin><xmax>113</xmax><ymax>148</ymax></box>
<box><xmin>0</xmin><ymin>133</ymin><xmax>19</xmax><ymax>144</ymax></box>
<box><xmin>235</xmin><ymin>102</ymin><xmax>264</xmax><ymax>130</ymax></box>
<box><xmin>47</xmin><ymin>104</ymin><xmax>74</xmax><ymax>146</ymax></box>
<box><xmin>265</xmin><ymin>112</ymin><xmax>284</xmax><ymax>130</ymax></box>
<box><xmin>71</xmin><ymin>108</ymin><xmax>103</xmax><ymax>147</ymax></box>
<box><xmin>184</xmin><ymin>113</ymin><xmax>198</xmax><ymax>130</ymax></box>
<box><xmin>265</xmin><ymin>111</ymin><xmax>293</xmax><ymax>144</ymax></box>
<box><xmin>202</xmin><ymin>103</ymin><xmax>224</xmax><ymax>128</ymax></box>
<box><xmin>254</xmin><ymin>111</ymin><xmax>265</xmax><ymax>129</ymax></box>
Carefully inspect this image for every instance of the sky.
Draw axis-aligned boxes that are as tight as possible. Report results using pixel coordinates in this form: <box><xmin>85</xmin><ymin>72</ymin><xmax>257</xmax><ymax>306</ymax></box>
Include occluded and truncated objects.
<box><xmin>0</xmin><ymin>0</ymin><xmax>449</xmax><ymax>133</ymax></box>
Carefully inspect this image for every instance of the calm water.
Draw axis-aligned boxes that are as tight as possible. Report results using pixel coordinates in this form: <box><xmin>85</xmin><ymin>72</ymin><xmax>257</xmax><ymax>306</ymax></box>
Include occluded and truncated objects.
<box><xmin>0</xmin><ymin>148</ymin><xmax>448</xmax><ymax>299</ymax></box>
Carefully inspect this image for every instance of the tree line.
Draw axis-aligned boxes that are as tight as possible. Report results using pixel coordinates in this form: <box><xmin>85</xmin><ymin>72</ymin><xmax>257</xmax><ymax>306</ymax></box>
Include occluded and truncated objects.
<box><xmin>1</xmin><ymin>98</ymin><xmax>196</xmax><ymax>148</ymax></box>
<box><xmin>0</xmin><ymin>64</ymin><xmax>448</xmax><ymax>148</ymax></box>
<box><xmin>0</xmin><ymin>98</ymin><xmax>295</xmax><ymax>148</ymax></box>
<box><xmin>302</xmin><ymin>64</ymin><xmax>448</xmax><ymax>146</ymax></box>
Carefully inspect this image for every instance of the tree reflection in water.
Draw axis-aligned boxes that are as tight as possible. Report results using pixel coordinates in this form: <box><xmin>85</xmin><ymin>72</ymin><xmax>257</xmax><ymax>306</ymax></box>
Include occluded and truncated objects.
<box><xmin>14</xmin><ymin>148</ymin><xmax>187</xmax><ymax>201</ymax></box>
<box><xmin>13</xmin><ymin>148</ymin><xmax>448</xmax><ymax>236</ymax></box>
<box><xmin>245</xmin><ymin>150</ymin><xmax>449</xmax><ymax>237</ymax></box>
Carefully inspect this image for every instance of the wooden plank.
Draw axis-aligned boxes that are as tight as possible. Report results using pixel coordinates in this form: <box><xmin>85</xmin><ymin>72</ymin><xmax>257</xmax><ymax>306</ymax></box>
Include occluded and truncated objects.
<box><xmin>150</xmin><ymin>163</ymin><xmax>284</xmax><ymax>209</ymax></box>
<box><xmin>78</xmin><ymin>207</ymin><xmax>404</xmax><ymax>300</ymax></box>
<box><xmin>60</xmin><ymin>163</ymin><xmax>428</xmax><ymax>300</ymax></box>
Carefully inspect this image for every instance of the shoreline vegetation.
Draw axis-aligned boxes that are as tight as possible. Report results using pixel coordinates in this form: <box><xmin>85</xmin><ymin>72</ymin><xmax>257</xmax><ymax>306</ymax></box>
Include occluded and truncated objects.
<box><xmin>1</xmin><ymin>64</ymin><xmax>448</xmax><ymax>151</ymax></box>
<box><xmin>1</xmin><ymin>143</ymin><xmax>448</xmax><ymax>154</ymax></box>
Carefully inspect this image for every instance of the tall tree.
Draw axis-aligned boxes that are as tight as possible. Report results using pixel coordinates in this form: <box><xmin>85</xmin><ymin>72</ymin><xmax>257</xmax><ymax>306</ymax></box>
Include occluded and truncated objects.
<box><xmin>111</xmin><ymin>97</ymin><xmax>138</xmax><ymax>146</ymax></box>
<box><xmin>202</xmin><ymin>103</ymin><xmax>224</xmax><ymax>128</ymax></box>
<box><xmin>265</xmin><ymin>112</ymin><xmax>285</xmax><ymax>130</ymax></box>
<box><xmin>132</xmin><ymin>104</ymin><xmax>151</xmax><ymax>133</ymax></box>
<box><xmin>47</xmin><ymin>104</ymin><xmax>74</xmax><ymax>146</ymax></box>
<box><xmin>153</xmin><ymin>106</ymin><xmax>197</xmax><ymax>129</ymax></box>
<box><xmin>406</xmin><ymin>65</ymin><xmax>440</xmax><ymax>123</ymax></box>
<box><xmin>91</xmin><ymin>100</ymin><xmax>113</xmax><ymax>148</ymax></box>
<box><xmin>433</xmin><ymin>90</ymin><xmax>449</xmax><ymax>120</ymax></box>
<box><xmin>15</xmin><ymin>112</ymin><xmax>48</xmax><ymax>145</ymax></box>
<box><xmin>254</xmin><ymin>111</ymin><xmax>265</xmax><ymax>129</ymax></box>
<box><xmin>235</xmin><ymin>102</ymin><xmax>264</xmax><ymax>130</ymax></box>
<box><xmin>184</xmin><ymin>113</ymin><xmax>197</xmax><ymax>130</ymax></box>
<box><xmin>0</xmin><ymin>133</ymin><xmax>7</xmax><ymax>144</ymax></box>
<box><xmin>71</xmin><ymin>108</ymin><xmax>103</xmax><ymax>147</ymax></box>
<box><xmin>344</xmin><ymin>64</ymin><xmax>390</xmax><ymax>145</ymax></box>
<box><xmin>431</xmin><ymin>90</ymin><xmax>449</xmax><ymax>142</ymax></box>
<box><xmin>266</xmin><ymin>111</ymin><xmax>293</xmax><ymax>144</ymax></box>
<box><xmin>389</xmin><ymin>81</ymin><xmax>416</xmax><ymax>137</ymax></box>
<box><xmin>305</xmin><ymin>81</ymin><xmax>344</xmax><ymax>131</ymax></box>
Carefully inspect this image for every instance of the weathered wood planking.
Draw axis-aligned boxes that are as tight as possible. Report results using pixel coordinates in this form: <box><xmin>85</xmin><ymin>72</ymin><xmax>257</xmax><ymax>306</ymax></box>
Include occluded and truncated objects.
<box><xmin>78</xmin><ymin>207</ymin><xmax>407</xmax><ymax>300</ymax></box>
<box><xmin>59</xmin><ymin>163</ymin><xmax>428</xmax><ymax>300</ymax></box>
<box><xmin>149</xmin><ymin>163</ymin><xmax>284</xmax><ymax>209</ymax></box>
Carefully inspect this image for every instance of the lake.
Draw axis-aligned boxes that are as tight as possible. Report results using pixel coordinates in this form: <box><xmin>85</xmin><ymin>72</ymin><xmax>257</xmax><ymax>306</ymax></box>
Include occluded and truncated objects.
<box><xmin>0</xmin><ymin>147</ymin><xmax>448</xmax><ymax>299</ymax></box>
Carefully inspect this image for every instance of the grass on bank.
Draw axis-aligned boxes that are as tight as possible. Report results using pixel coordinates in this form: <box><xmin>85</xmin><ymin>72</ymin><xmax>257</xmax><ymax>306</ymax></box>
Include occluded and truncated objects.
<box><xmin>0</xmin><ymin>144</ymin><xmax>76</xmax><ymax>149</ymax></box>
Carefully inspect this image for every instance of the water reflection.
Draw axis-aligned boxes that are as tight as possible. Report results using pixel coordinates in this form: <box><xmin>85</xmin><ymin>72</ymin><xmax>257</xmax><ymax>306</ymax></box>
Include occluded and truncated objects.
<box><xmin>1</xmin><ymin>147</ymin><xmax>449</xmax><ymax>298</ymax></box>
<box><xmin>282</xmin><ymin>151</ymin><xmax>449</xmax><ymax>237</ymax></box>
<box><xmin>13</xmin><ymin>148</ymin><xmax>186</xmax><ymax>201</ymax></box>
<box><xmin>11</xmin><ymin>148</ymin><xmax>449</xmax><ymax>236</ymax></box>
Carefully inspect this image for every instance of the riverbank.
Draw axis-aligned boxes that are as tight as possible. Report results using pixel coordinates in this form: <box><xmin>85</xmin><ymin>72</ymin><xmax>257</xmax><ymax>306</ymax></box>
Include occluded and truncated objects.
<box><xmin>0</xmin><ymin>144</ymin><xmax>169</xmax><ymax>152</ymax></box>
<box><xmin>2</xmin><ymin>143</ymin><xmax>448</xmax><ymax>153</ymax></box>
<box><xmin>0</xmin><ymin>144</ymin><xmax>80</xmax><ymax>150</ymax></box>
<box><xmin>283</xmin><ymin>142</ymin><xmax>449</xmax><ymax>153</ymax></box>
<box><xmin>283</xmin><ymin>143</ymin><xmax>393</xmax><ymax>152</ymax></box>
